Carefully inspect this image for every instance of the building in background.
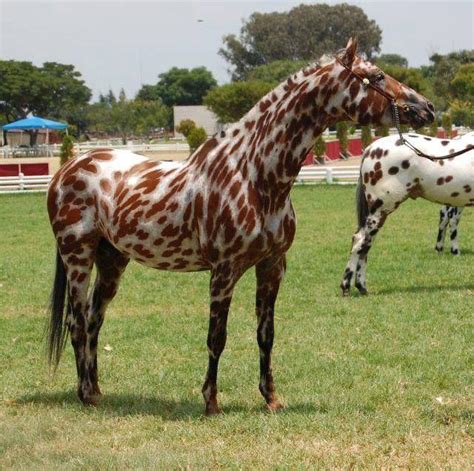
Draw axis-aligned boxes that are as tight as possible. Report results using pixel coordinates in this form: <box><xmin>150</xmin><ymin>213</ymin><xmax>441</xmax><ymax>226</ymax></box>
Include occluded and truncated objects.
<box><xmin>173</xmin><ymin>106</ymin><xmax>221</xmax><ymax>137</ymax></box>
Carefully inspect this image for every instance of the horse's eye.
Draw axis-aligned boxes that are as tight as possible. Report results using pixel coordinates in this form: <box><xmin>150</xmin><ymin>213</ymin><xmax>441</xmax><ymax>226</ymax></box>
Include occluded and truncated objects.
<box><xmin>374</xmin><ymin>73</ymin><xmax>385</xmax><ymax>82</ymax></box>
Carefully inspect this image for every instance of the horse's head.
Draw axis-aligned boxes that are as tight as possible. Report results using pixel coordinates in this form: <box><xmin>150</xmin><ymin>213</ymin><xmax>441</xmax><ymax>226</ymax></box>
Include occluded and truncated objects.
<box><xmin>326</xmin><ymin>38</ymin><xmax>435</xmax><ymax>129</ymax></box>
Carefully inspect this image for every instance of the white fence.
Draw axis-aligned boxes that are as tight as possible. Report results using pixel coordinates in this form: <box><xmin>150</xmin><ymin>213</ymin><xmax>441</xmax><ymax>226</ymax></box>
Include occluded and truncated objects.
<box><xmin>0</xmin><ymin>166</ymin><xmax>360</xmax><ymax>194</ymax></box>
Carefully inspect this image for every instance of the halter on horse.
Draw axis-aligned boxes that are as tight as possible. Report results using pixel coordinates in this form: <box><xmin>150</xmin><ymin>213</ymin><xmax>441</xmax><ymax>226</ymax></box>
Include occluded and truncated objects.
<box><xmin>47</xmin><ymin>38</ymin><xmax>434</xmax><ymax>414</ymax></box>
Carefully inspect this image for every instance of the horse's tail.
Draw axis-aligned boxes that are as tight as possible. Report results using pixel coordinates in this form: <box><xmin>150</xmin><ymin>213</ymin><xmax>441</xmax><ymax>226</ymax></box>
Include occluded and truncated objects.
<box><xmin>356</xmin><ymin>178</ymin><xmax>368</xmax><ymax>230</ymax></box>
<box><xmin>46</xmin><ymin>249</ymin><xmax>69</xmax><ymax>367</ymax></box>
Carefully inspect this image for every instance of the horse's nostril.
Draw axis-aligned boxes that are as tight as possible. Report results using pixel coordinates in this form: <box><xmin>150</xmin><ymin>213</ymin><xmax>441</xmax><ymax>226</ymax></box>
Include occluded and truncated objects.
<box><xmin>427</xmin><ymin>101</ymin><xmax>435</xmax><ymax>112</ymax></box>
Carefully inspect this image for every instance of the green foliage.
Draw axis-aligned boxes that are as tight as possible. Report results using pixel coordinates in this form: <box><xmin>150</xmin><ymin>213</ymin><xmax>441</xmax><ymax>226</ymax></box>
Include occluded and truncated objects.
<box><xmin>336</xmin><ymin>122</ymin><xmax>349</xmax><ymax>156</ymax></box>
<box><xmin>375</xmin><ymin>53</ymin><xmax>408</xmax><ymax>68</ymax></box>
<box><xmin>424</xmin><ymin>50</ymin><xmax>474</xmax><ymax>110</ymax></box>
<box><xmin>375</xmin><ymin>125</ymin><xmax>389</xmax><ymax>137</ymax></box>
<box><xmin>59</xmin><ymin>134</ymin><xmax>75</xmax><ymax>166</ymax></box>
<box><xmin>219</xmin><ymin>3</ymin><xmax>382</xmax><ymax>80</ymax></box>
<box><xmin>176</xmin><ymin>119</ymin><xmax>196</xmax><ymax>138</ymax></box>
<box><xmin>247</xmin><ymin>60</ymin><xmax>307</xmax><ymax>85</ymax></box>
<box><xmin>450</xmin><ymin>63</ymin><xmax>474</xmax><ymax>100</ymax></box>
<box><xmin>187</xmin><ymin>127</ymin><xmax>207</xmax><ymax>152</ymax></box>
<box><xmin>203</xmin><ymin>81</ymin><xmax>273</xmax><ymax>123</ymax></box>
<box><xmin>449</xmin><ymin>99</ymin><xmax>474</xmax><ymax>127</ymax></box>
<box><xmin>313</xmin><ymin>135</ymin><xmax>326</xmax><ymax>162</ymax></box>
<box><xmin>428</xmin><ymin>120</ymin><xmax>439</xmax><ymax>137</ymax></box>
<box><xmin>0</xmin><ymin>60</ymin><xmax>91</xmax><ymax>122</ymax></box>
<box><xmin>442</xmin><ymin>113</ymin><xmax>453</xmax><ymax>138</ymax></box>
<box><xmin>361</xmin><ymin>125</ymin><xmax>372</xmax><ymax>149</ymax></box>
<box><xmin>136</xmin><ymin>67</ymin><xmax>217</xmax><ymax>107</ymax></box>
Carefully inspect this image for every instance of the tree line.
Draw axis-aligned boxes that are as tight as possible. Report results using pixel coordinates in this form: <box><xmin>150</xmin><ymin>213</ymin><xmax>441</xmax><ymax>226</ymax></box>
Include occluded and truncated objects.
<box><xmin>1</xmin><ymin>3</ymin><xmax>472</xmax><ymax>144</ymax></box>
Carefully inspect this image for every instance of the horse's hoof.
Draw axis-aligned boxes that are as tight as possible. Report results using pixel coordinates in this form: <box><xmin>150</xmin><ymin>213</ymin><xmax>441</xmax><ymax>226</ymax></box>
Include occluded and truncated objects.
<box><xmin>435</xmin><ymin>246</ymin><xmax>443</xmax><ymax>253</ymax></box>
<box><xmin>341</xmin><ymin>288</ymin><xmax>350</xmax><ymax>296</ymax></box>
<box><xmin>266</xmin><ymin>400</ymin><xmax>284</xmax><ymax>412</ymax></box>
<box><xmin>81</xmin><ymin>395</ymin><xmax>98</xmax><ymax>407</ymax></box>
<box><xmin>205</xmin><ymin>403</ymin><xmax>222</xmax><ymax>416</ymax></box>
<box><xmin>357</xmin><ymin>287</ymin><xmax>368</xmax><ymax>296</ymax></box>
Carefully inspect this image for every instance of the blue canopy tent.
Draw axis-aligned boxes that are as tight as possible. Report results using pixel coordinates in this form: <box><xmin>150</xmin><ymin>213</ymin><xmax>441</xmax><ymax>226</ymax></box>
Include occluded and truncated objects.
<box><xmin>3</xmin><ymin>116</ymin><xmax>68</xmax><ymax>131</ymax></box>
<box><xmin>2</xmin><ymin>116</ymin><xmax>68</xmax><ymax>157</ymax></box>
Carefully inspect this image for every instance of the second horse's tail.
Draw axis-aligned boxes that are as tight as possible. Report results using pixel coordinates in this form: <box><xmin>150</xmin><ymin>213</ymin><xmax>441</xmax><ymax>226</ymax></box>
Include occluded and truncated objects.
<box><xmin>356</xmin><ymin>178</ymin><xmax>368</xmax><ymax>230</ymax></box>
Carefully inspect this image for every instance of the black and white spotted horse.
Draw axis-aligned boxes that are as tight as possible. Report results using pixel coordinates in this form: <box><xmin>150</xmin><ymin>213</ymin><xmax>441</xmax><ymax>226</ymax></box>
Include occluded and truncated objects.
<box><xmin>341</xmin><ymin>131</ymin><xmax>474</xmax><ymax>295</ymax></box>
<box><xmin>434</xmin><ymin>132</ymin><xmax>474</xmax><ymax>255</ymax></box>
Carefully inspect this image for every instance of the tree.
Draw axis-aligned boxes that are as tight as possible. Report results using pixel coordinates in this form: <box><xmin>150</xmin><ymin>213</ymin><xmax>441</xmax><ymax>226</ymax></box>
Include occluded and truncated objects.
<box><xmin>0</xmin><ymin>60</ymin><xmax>91</xmax><ymax>122</ymax></box>
<box><xmin>375</xmin><ymin>54</ymin><xmax>408</xmax><ymax>68</ymax></box>
<box><xmin>136</xmin><ymin>67</ymin><xmax>217</xmax><ymax>107</ymax></box>
<box><xmin>423</xmin><ymin>50</ymin><xmax>474</xmax><ymax>110</ymax></box>
<box><xmin>176</xmin><ymin>119</ymin><xmax>196</xmax><ymax>137</ymax></box>
<box><xmin>219</xmin><ymin>3</ymin><xmax>382</xmax><ymax>80</ymax></box>
<box><xmin>450</xmin><ymin>63</ymin><xmax>474</xmax><ymax>100</ymax></box>
<box><xmin>203</xmin><ymin>81</ymin><xmax>273</xmax><ymax>123</ymax></box>
<box><xmin>449</xmin><ymin>99</ymin><xmax>474</xmax><ymax>127</ymax></box>
<box><xmin>187</xmin><ymin>127</ymin><xmax>207</xmax><ymax>153</ymax></box>
<box><xmin>247</xmin><ymin>60</ymin><xmax>307</xmax><ymax>85</ymax></box>
<box><xmin>133</xmin><ymin>99</ymin><xmax>171</xmax><ymax>140</ymax></box>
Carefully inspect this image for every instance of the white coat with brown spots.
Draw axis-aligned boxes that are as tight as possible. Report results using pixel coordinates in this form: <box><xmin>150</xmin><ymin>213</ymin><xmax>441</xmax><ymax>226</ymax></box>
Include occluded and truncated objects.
<box><xmin>341</xmin><ymin>132</ymin><xmax>474</xmax><ymax>296</ymax></box>
<box><xmin>46</xmin><ymin>38</ymin><xmax>435</xmax><ymax>414</ymax></box>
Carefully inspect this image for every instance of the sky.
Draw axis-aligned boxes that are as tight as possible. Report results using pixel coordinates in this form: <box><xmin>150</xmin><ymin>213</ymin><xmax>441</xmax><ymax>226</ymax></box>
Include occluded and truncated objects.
<box><xmin>1</xmin><ymin>0</ymin><xmax>473</xmax><ymax>100</ymax></box>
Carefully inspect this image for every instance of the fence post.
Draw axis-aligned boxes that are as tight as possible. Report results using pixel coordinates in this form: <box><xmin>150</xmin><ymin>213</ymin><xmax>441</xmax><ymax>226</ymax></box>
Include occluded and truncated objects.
<box><xmin>19</xmin><ymin>172</ymin><xmax>25</xmax><ymax>191</ymax></box>
<box><xmin>326</xmin><ymin>167</ymin><xmax>333</xmax><ymax>184</ymax></box>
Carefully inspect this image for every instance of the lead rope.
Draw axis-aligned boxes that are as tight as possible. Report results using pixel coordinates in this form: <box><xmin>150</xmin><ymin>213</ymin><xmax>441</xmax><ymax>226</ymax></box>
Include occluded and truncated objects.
<box><xmin>390</xmin><ymin>100</ymin><xmax>472</xmax><ymax>161</ymax></box>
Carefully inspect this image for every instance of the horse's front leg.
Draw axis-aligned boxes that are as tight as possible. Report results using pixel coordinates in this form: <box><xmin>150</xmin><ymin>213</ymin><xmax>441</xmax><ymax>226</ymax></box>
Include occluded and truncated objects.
<box><xmin>202</xmin><ymin>264</ymin><xmax>237</xmax><ymax>416</ymax></box>
<box><xmin>449</xmin><ymin>207</ymin><xmax>463</xmax><ymax>255</ymax></box>
<box><xmin>435</xmin><ymin>206</ymin><xmax>450</xmax><ymax>253</ymax></box>
<box><xmin>255</xmin><ymin>255</ymin><xmax>286</xmax><ymax>411</ymax></box>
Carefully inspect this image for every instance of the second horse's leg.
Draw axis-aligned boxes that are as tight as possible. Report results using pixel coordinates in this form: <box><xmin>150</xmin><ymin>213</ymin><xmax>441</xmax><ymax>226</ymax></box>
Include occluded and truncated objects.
<box><xmin>255</xmin><ymin>255</ymin><xmax>286</xmax><ymax>411</ymax></box>
<box><xmin>448</xmin><ymin>207</ymin><xmax>463</xmax><ymax>255</ymax></box>
<box><xmin>435</xmin><ymin>206</ymin><xmax>450</xmax><ymax>253</ymax></box>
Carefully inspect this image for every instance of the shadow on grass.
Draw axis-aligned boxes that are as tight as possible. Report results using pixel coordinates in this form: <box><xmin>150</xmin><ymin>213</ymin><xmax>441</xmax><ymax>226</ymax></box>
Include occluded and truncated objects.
<box><xmin>17</xmin><ymin>391</ymin><xmax>325</xmax><ymax>419</ymax></box>
<box><xmin>374</xmin><ymin>283</ymin><xmax>474</xmax><ymax>296</ymax></box>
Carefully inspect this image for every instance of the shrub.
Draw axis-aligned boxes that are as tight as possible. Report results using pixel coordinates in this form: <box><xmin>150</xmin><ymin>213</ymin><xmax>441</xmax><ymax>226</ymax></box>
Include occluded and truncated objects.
<box><xmin>375</xmin><ymin>125</ymin><xmax>390</xmax><ymax>137</ymax></box>
<box><xmin>336</xmin><ymin>121</ymin><xmax>349</xmax><ymax>157</ymax></box>
<box><xmin>60</xmin><ymin>134</ymin><xmax>75</xmax><ymax>166</ymax></box>
<box><xmin>313</xmin><ymin>135</ymin><xmax>326</xmax><ymax>164</ymax></box>
<box><xmin>442</xmin><ymin>113</ymin><xmax>453</xmax><ymax>138</ymax></box>
<box><xmin>176</xmin><ymin>119</ymin><xmax>196</xmax><ymax>138</ymax></box>
<box><xmin>187</xmin><ymin>127</ymin><xmax>207</xmax><ymax>153</ymax></box>
<box><xmin>361</xmin><ymin>125</ymin><xmax>372</xmax><ymax>149</ymax></box>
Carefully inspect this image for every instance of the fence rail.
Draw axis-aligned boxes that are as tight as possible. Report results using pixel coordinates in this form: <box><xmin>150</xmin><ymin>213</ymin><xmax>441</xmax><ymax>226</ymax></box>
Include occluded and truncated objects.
<box><xmin>0</xmin><ymin>166</ymin><xmax>360</xmax><ymax>194</ymax></box>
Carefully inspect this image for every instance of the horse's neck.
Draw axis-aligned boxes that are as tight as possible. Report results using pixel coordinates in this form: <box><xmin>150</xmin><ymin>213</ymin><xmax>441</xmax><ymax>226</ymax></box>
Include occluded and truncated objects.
<box><xmin>189</xmin><ymin>64</ymin><xmax>337</xmax><ymax>208</ymax></box>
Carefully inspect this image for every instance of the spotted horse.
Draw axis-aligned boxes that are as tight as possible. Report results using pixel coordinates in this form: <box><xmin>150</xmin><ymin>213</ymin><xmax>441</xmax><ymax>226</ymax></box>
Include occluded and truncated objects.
<box><xmin>341</xmin><ymin>131</ymin><xmax>474</xmax><ymax>296</ymax></box>
<box><xmin>47</xmin><ymin>38</ymin><xmax>434</xmax><ymax>415</ymax></box>
<box><xmin>434</xmin><ymin>132</ymin><xmax>474</xmax><ymax>255</ymax></box>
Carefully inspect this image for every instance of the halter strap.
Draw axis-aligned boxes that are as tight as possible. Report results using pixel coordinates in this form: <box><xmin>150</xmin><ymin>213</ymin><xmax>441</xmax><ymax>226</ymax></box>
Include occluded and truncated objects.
<box><xmin>336</xmin><ymin>56</ymin><xmax>474</xmax><ymax>161</ymax></box>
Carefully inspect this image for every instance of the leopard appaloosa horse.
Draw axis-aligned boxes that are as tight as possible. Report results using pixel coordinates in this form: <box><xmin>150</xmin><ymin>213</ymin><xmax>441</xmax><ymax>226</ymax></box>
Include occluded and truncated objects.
<box><xmin>47</xmin><ymin>38</ymin><xmax>434</xmax><ymax>414</ymax></box>
<box><xmin>341</xmin><ymin>131</ymin><xmax>473</xmax><ymax>296</ymax></box>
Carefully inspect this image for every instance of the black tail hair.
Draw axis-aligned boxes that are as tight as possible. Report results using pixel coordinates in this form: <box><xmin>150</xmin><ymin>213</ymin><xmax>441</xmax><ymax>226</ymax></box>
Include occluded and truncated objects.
<box><xmin>46</xmin><ymin>250</ymin><xmax>69</xmax><ymax>367</ymax></box>
<box><xmin>356</xmin><ymin>178</ymin><xmax>368</xmax><ymax>230</ymax></box>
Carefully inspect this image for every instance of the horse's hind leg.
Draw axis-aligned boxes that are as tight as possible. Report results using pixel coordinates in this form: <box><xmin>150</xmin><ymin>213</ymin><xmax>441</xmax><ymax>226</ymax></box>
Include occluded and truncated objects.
<box><xmin>435</xmin><ymin>206</ymin><xmax>450</xmax><ymax>253</ymax></box>
<box><xmin>86</xmin><ymin>239</ymin><xmax>129</xmax><ymax>396</ymax></box>
<box><xmin>255</xmin><ymin>255</ymin><xmax>286</xmax><ymax>411</ymax></box>
<box><xmin>60</xmin><ymin>240</ymin><xmax>98</xmax><ymax>405</ymax></box>
<box><xmin>341</xmin><ymin>211</ymin><xmax>388</xmax><ymax>296</ymax></box>
<box><xmin>448</xmin><ymin>207</ymin><xmax>463</xmax><ymax>255</ymax></box>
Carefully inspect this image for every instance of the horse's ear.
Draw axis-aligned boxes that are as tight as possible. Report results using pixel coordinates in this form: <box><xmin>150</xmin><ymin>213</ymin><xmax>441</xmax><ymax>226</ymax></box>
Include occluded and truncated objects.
<box><xmin>340</xmin><ymin>37</ymin><xmax>358</xmax><ymax>66</ymax></box>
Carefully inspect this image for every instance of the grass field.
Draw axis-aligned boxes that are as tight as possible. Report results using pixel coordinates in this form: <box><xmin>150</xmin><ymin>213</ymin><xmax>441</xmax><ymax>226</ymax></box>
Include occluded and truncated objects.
<box><xmin>0</xmin><ymin>186</ymin><xmax>472</xmax><ymax>469</ymax></box>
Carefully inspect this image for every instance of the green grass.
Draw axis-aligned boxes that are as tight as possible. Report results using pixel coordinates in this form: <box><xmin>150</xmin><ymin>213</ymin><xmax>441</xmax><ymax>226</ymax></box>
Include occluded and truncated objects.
<box><xmin>0</xmin><ymin>187</ymin><xmax>472</xmax><ymax>469</ymax></box>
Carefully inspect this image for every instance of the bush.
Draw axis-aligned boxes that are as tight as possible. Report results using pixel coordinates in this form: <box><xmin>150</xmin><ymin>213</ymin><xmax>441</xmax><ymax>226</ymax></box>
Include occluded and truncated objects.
<box><xmin>336</xmin><ymin>121</ymin><xmax>349</xmax><ymax>157</ymax></box>
<box><xmin>442</xmin><ymin>113</ymin><xmax>453</xmax><ymax>138</ymax></box>
<box><xmin>313</xmin><ymin>135</ymin><xmax>326</xmax><ymax>163</ymax></box>
<box><xmin>187</xmin><ymin>127</ymin><xmax>207</xmax><ymax>153</ymax></box>
<box><xmin>361</xmin><ymin>125</ymin><xmax>372</xmax><ymax>149</ymax></box>
<box><xmin>176</xmin><ymin>119</ymin><xmax>196</xmax><ymax>138</ymax></box>
<box><xmin>449</xmin><ymin>100</ymin><xmax>474</xmax><ymax>127</ymax></box>
<box><xmin>375</xmin><ymin>125</ymin><xmax>389</xmax><ymax>137</ymax></box>
<box><xmin>60</xmin><ymin>134</ymin><xmax>75</xmax><ymax>166</ymax></box>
